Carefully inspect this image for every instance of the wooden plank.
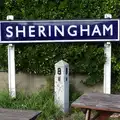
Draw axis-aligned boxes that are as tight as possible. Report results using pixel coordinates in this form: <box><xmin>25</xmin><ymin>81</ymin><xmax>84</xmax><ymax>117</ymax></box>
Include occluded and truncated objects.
<box><xmin>97</xmin><ymin>111</ymin><xmax>112</xmax><ymax>120</ymax></box>
<box><xmin>0</xmin><ymin>108</ymin><xmax>41</xmax><ymax>120</ymax></box>
<box><xmin>0</xmin><ymin>116</ymin><xmax>28</xmax><ymax>120</ymax></box>
<box><xmin>71</xmin><ymin>93</ymin><xmax>120</xmax><ymax>113</ymax></box>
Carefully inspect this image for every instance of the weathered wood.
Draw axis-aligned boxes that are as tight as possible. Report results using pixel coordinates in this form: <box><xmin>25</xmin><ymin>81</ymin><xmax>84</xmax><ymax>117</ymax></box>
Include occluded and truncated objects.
<box><xmin>0</xmin><ymin>108</ymin><xmax>41</xmax><ymax>120</ymax></box>
<box><xmin>85</xmin><ymin>109</ymin><xmax>91</xmax><ymax>120</ymax></box>
<box><xmin>71</xmin><ymin>93</ymin><xmax>120</xmax><ymax>113</ymax></box>
<box><xmin>97</xmin><ymin>111</ymin><xmax>112</xmax><ymax>120</ymax></box>
<box><xmin>90</xmin><ymin>111</ymin><xmax>113</xmax><ymax>120</ymax></box>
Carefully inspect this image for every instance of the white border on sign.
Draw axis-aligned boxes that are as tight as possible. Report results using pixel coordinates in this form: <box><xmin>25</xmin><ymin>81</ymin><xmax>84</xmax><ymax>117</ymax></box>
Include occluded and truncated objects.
<box><xmin>0</xmin><ymin>39</ymin><xmax>119</xmax><ymax>44</ymax></box>
<box><xmin>0</xmin><ymin>19</ymin><xmax>119</xmax><ymax>43</ymax></box>
<box><xmin>0</xmin><ymin>23</ymin><xmax>1</xmax><ymax>42</ymax></box>
<box><xmin>118</xmin><ymin>19</ymin><xmax>120</xmax><ymax>40</ymax></box>
<box><xmin>0</xmin><ymin>19</ymin><xmax>119</xmax><ymax>22</ymax></box>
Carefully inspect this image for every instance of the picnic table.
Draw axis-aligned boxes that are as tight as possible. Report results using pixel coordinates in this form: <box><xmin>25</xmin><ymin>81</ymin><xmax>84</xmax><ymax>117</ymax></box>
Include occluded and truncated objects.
<box><xmin>71</xmin><ymin>92</ymin><xmax>120</xmax><ymax>120</ymax></box>
<box><xmin>0</xmin><ymin>108</ymin><xmax>41</xmax><ymax>120</ymax></box>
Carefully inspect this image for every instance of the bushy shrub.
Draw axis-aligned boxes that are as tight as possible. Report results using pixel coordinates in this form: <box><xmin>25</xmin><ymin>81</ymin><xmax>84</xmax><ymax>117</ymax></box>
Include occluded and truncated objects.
<box><xmin>0</xmin><ymin>0</ymin><xmax>120</xmax><ymax>88</ymax></box>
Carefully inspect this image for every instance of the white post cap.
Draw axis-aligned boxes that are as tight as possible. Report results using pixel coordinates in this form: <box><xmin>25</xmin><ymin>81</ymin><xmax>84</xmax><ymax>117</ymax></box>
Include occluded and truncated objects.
<box><xmin>6</xmin><ymin>15</ymin><xmax>14</xmax><ymax>20</ymax></box>
<box><xmin>104</xmin><ymin>14</ymin><xmax>112</xmax><ymax>19</ymax></box>
<box><xmin>8</xmin><ymin>44</ymin><xmax>14</xmax><ymax>47</ymax></box>
<box><xmin>55</xmin><ymin>60</ymin><xmax>69</xmax><ymax>67</ymax></box>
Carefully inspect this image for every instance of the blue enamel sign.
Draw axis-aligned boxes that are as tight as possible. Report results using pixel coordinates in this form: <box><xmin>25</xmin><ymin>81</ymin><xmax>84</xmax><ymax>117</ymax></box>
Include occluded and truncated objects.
<box><xmin>0</xmin><ymin>19</ymin><xmax>119</xmax><ymax>43</ymax></box>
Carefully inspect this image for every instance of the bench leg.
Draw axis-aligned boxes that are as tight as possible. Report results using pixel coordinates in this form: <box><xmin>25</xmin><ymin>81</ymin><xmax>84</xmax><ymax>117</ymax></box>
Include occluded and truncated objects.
<box><xmin>85</xmin><ymin>109</ymin><xmax>91</xmax><ymax>120</ymax></box>
<box><xmin>97</xmin><ymin>112</ymin><xmax>112</xmax><ymax>120</ymax></box>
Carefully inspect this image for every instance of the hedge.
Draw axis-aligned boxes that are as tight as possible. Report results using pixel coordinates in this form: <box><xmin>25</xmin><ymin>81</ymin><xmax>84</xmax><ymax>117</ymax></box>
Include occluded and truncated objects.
<box><xmin>0</xmin><ymin>0</ymin><xmax>120</xmax><ymax>89</ymax></box>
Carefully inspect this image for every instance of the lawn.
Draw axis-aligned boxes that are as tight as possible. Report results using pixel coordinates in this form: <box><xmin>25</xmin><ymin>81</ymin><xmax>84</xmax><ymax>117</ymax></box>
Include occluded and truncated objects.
<box><xmin>0</xmin><ymin>89</ymin><xmax>119</xmax><ymax>120</ymax></box>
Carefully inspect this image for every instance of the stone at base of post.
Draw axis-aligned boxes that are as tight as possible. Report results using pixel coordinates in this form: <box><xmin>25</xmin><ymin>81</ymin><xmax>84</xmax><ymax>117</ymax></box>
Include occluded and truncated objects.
<box><xmin>54</xmin><ymin>60</ymin><xmax>69</xmax><ymax>113</ymax></box>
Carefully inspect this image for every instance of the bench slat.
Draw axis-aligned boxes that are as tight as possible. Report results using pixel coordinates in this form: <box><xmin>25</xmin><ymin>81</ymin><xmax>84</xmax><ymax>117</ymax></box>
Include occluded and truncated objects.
<box><xmin>0</xmin><ymin>108</ymin><xmax>41</xmax><ymax>120</ymax></box>
<box><xmin>71</xmin><ymin>93</ymin><xmax>120</xmax><ymax>113</ymax></box>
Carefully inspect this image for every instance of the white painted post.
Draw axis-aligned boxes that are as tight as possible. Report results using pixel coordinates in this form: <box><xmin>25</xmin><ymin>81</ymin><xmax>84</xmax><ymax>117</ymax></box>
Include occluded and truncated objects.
<box><xmin>104</xmin><ymin>14</ymin><xmax>112</xmax><ymax>94</ymax></box>
<box><xmin>54</xmin><ymin>60</ymin><xmax>69</xmax><ymax>113</ymax></box>
<box><xmin>7</xmin><ymin>15</ymin><xmax>16</xmax><ymax>98</ymax></box>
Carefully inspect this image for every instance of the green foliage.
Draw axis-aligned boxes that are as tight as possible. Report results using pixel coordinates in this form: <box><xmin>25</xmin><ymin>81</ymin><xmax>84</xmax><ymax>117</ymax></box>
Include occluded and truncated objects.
<box><xmin>111</xmin><ymin>43</ymin><xmax>120</xmax><ymax>93</ymax></box>
<box><xmin>0</xmin><ymin>90</ymin><xmax>86</xmax><ymax>120</ymax></box>
<box><xmin>69</xmin><ymin>83</ymin><xmax>83</xmax><ymax>103</ymax></box>
<box><xmin>0</xmin><ymin>0</ymin><xmax>120</xmax><ymax>87</ymax></box>
<box><xmin>0</xmin><ymin>90</ymin><xmax>63</xmax><ymax>120</ymax></box>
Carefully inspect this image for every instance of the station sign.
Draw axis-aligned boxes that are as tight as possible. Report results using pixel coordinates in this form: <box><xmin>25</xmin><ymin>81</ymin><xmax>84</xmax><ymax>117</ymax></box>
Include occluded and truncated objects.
<box><xmin>0</xmin><ymin>19</ymin><xmax>119</xmax><ymax>43</ymax></box>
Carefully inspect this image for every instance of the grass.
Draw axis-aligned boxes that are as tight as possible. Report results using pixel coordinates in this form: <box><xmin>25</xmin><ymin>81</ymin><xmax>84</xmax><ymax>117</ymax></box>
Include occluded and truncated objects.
<box><xmin>0</xmin><ymin>87</ymin><xmax>85</xmax><ymax>120</ymax></box>
<box><xmin>0</xmin><ymin>89</ymin><xmax>63</xmax><ymax>120</ymax></box>
<box><xmin>0</xmin><ymin>89</ymin><xmax>119</xmax><ymax>120</ymax></box>
<box><xmin>109</xmin><ymin>118</ymin><xmax>120</xmax><ymax>120</ymax></box>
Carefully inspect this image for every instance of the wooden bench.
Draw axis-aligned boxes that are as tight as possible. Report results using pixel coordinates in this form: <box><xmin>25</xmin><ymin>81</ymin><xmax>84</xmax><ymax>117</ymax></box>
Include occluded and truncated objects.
<box><xmin>0</xmin><ymin>108</ymin><xmax>41</xmax><ymax>120</ymax></box>
<box><xmin>71</xmin><ymin>92</ymin><xmax>120</xmax><ymax>120</ymax></box>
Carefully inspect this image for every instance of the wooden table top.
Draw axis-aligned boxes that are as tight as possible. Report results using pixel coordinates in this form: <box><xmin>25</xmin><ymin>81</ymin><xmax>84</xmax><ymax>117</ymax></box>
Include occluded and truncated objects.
<box><xmin>0</xmin><ymin>108</ymin><xmax>41</xmax><ymax>120</ymax></box>
<box><xmin>71</xmin><ymin>92</ymin><xmax>120</xmax><ymax>113</ymax></box>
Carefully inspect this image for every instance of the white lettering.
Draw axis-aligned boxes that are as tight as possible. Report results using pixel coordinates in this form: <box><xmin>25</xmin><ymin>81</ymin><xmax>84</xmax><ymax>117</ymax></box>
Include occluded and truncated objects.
<box><xmin>6</xmin><ymin>26</ymin><xmax>13</xmax><ymax>38</ymax></box>
<box><xmin>54</xmin><ymin>25</ymin><xmax>64</xmax><ymax>37</ymax></box>
<box><xmin>48</xmin><ymin>26</ymin><xmax>51</xmax><ymax>37</ymax></box>
<box><xmin>103</xmin><ymin>24</ymin><xmax>113</xmax><ymax>36</ymax></box>
<box><xmin>29</xmin><ymin>26</ymin><xmax>35</xmax><ymax>37</ymax></box>
<box><xmin>92</xmin><ymin>25</ymin><xmax>101</xmax><ymax>36</ymax></box>
<box><xmin>68</xmin><ymin>25</ymin><xmax>77</xmax><ymax>36</ymax></box>
<box><xmin>80</xmin><ymin>25</ymin><xmax>90</xmax><ymax>36</ymax></box>
<box><xmin>16</xmin><ymin>26</ymin><xmax>26</xmax><ymax>37</ymax></box>
<box><xmin>38</xmin><ymin>26</ymin><xmax>46</xmax><ymax>37</ymax></box>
